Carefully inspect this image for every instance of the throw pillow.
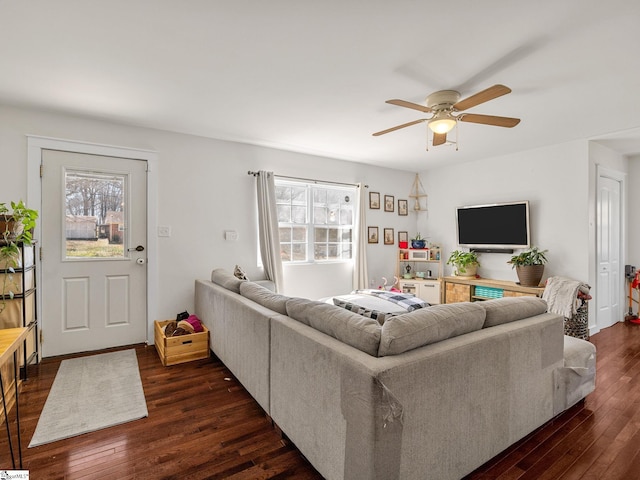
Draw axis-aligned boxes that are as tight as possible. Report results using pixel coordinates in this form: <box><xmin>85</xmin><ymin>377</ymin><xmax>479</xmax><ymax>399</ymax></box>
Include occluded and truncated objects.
<box><xmin>234</xmin><ymin>265</ymin><xmax>249</xmax><ymax>280</ymax></box>
<box><xmin>332</xmin><ymin>298</ymin><xmax>397</xmax><ymax>325</ymax></box>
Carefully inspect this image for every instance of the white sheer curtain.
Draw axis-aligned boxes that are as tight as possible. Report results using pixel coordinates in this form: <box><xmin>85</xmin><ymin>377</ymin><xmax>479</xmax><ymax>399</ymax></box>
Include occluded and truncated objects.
<box><xmin>353</xmin><ymin>183</ymin><xmax>368</xmax><ymax>290</ymax></box>
<box><xmin>256</xmin><ymin>171</ymin><xmax>284</xmax><ymax>293</ymax></box>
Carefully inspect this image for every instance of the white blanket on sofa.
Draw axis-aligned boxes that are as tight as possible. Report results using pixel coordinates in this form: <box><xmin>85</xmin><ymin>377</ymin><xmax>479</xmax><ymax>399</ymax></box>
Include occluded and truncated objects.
<box><xmin>542</xmin><ymin>276</ymin><xmax>587</xmax><ymax>318</ymax></box>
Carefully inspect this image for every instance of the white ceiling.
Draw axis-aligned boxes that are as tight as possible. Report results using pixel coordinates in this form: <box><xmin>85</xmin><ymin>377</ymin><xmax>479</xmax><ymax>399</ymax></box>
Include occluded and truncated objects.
<box><xmin>2</xmin><ymin>0</ymin><xmax>640</xmax><ymax>171</ymax></box>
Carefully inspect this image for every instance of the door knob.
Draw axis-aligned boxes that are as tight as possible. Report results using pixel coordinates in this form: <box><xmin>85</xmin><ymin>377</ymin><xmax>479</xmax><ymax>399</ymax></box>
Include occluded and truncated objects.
<box><xmin>128</xmin><ymin>245</ymin><xmax>145</xmax><ymax>252</ymax></box>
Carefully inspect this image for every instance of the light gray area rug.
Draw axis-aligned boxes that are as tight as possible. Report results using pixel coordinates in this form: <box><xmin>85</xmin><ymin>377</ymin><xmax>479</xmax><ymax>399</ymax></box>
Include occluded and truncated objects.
<box><xmin>29</xmin><ymin>349</ymin><xmax>148</xmax><ymax>447</ymax></box>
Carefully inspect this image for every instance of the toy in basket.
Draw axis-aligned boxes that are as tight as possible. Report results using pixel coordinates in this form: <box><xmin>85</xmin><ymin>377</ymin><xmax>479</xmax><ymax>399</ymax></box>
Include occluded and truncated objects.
<box><xmin>154</xmin><ymin>314</ymin><xmax>209</xmax><ymax>366</ymax></box>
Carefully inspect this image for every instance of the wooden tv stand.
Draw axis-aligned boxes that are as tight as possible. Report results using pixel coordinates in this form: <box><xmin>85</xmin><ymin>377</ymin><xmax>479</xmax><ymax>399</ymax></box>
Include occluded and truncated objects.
<box><xmin>443</xmin><ymin>276</ymin><xmax>545</xmax><ymax>304</ymax></box>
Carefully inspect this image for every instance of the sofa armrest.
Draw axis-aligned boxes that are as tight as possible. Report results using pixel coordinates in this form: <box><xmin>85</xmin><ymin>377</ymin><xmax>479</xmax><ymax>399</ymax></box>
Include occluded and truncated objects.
<box><xmin>554</xmin><ymin>335</ymin><xmax>596</xmax><ymax>412</ymax></box>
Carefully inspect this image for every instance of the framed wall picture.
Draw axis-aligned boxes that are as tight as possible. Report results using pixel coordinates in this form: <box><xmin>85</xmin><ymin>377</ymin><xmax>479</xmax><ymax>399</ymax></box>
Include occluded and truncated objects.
<box><xmin>369</xmin><ymin>192</ymin><xmax>380</xmax><ymax>209</ymax></box>
<box><xmin>384</xmin><ymin>195</ymin><xmax>394</xmax><ymax>212</ymax></box>
<box><xmin>398</xmin><ymin>199</ymin><xmax>408</xmax><ymax>216</ymax></box>
<box><xmin>368</xmin><ymin>226</ymin><xmax>379</xmax><ymax>244</ymax></box>
<box><xmin>384</xmin><ymin>228</ymin><xmax>394</xmax><ymax>245</ymax></box>
<box><xmin>398</xmin><ymin>231</ymin><xmax>408</xmax><ymax>244</ymax></box>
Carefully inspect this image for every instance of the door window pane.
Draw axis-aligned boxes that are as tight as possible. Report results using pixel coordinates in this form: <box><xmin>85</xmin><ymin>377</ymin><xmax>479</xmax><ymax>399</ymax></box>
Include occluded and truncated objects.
<box><xmin>65</xmin><ymin>170</ymin><xmax>126</xmax><ymax>259</ymax></box>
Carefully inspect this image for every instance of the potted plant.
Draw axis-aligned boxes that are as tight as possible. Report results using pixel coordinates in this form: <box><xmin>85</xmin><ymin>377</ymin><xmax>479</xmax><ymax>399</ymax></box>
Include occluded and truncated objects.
<box><xmin>1</xmin><ymin>200</ymin><xmax>39</xmax><ymax>313</ymax></box>
<box><xmin>447</xmin><ymin>250</ymin><xmax>480</xmax><ymax>277</ymax></box>
<box><xmin>508</xmin><ymin>246</ymin><xmax>548</xmax><ymax>287</ymax></box>
<box><xmin>411</xmin><ymin>233</ymin><xmax>426</xmax><ymax>249</ymax></box>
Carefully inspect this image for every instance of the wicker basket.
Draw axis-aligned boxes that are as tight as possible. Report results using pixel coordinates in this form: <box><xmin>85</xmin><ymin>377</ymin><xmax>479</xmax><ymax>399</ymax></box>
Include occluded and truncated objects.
<box><xmin>564</xmin><ymin>303</ymin><xmax>589</xmax><ymax>340</ymax></box>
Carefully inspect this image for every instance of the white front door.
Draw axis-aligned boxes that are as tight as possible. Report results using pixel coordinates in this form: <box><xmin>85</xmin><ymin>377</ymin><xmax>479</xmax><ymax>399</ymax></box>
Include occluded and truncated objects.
<box><xmin>41</xmin><ymin>149</ymin><xmax>148</xmax><ymax>357</ymax></box>
<box><xmin>596</xmin><ymin>173</ymin><xmax>622</xmax><ymax>330</ymax></box>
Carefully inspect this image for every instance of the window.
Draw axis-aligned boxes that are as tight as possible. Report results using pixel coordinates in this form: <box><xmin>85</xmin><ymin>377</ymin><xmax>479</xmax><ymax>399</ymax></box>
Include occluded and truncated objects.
<box><xmin>275</xmin><ymin>179</ymin><xmax>355</xmax><ymax>263</ymax></box>
<box><xmin>65</xmin><ymin>169</ymin><xmax>126</xmax><ymax>259</ymax></box>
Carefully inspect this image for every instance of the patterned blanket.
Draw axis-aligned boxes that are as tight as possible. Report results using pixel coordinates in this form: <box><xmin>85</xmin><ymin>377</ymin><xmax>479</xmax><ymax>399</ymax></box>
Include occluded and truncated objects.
<box><xmin>353</xmin><ymin>289</ymin><xmax>427</xmax><ymax>311</ymax></box>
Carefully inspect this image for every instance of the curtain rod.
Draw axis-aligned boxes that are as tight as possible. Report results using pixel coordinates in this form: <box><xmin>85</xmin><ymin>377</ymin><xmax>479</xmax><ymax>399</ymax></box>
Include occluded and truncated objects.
<box><xmin>247</xmin><ymin>171</ymin><xmax>367</xmax><ymax>188</ymax></box>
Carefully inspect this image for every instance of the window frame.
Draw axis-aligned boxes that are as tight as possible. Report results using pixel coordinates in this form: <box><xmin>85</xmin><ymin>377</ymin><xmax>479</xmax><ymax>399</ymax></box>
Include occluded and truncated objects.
<box><xmin>275</xmin><ymin>178</ymin><xmax>356</xmax><ymax>264</ymax></box>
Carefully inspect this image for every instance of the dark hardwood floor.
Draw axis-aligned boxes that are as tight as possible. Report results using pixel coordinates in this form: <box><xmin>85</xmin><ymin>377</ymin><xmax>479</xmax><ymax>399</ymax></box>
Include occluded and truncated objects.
<box><xmin>2</xmin><ymin>321</ymin><xmax>639</xmax><ymax>479</ymax></box>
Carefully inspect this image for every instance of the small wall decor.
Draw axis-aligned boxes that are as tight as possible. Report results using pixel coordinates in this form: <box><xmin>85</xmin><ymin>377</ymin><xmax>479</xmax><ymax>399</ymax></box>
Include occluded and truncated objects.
<box><xmin>398</xmin><ymin>231</ymin><xmax>408</xmax><ymax>245</ymax></box>
<box><xmin>368</xmin><ymin>226</ymin><xmax>379</xmax><ymax>243</ymax></box>
<box><xmin>398</xmin><ymin>199</ymin><xmax>408</xmax><ymax>216</ymax></box>
<box><xmin>384</xmin><ymin>195</ymin><xmax>394</xmax><ymax>212</ymax></box>
<box><xmin>369</xmin><ymin>192</ymin><xmax>380</xmax><ymax>209</ymax></box>
<box><xmin>409</xmin><ymin>173</ymin><xmax>428</xmax><ymax>212</ymax></box>
<box><xmin>384</xmin><ymin>228</ymin><xmax>394</xmax><ymax>245</ymax></box>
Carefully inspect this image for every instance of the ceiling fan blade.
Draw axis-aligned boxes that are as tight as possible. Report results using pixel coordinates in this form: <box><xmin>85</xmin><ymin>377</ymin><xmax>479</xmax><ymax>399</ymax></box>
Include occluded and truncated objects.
<box><xmin>372</xmin><ymin>119</ymin><xmax>427</xmax><ymax>136</ymax></box>
<box><xmin>453</xmin><ymin>84</ymin><xmax>511</xmax><ymax>111</ymax></box>
<box><xmin>433</xmin><ymin>132</ymin><xmax>447</xmax><ymax>146</ymax></box>
<box><xmin>458</xmin><ymin>113</ymin><xmax>520</xmax><ymax>128</ymax></box>
<box><xmin>386</xmin><ymin>99</ymin><xmax>432</xmax><ymax>113</ymax></box>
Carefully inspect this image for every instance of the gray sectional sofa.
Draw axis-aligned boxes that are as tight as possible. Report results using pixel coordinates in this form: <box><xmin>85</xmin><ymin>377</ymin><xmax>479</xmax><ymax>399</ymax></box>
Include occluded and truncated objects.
<box><xmin>195</xmin><ymin>269</ymin><xmax>596</xmax><ymax>480</ymax></box>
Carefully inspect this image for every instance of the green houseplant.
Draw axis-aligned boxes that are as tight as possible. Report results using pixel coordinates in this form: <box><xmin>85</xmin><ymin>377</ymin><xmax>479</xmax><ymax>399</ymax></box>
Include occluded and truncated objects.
<box><xmin>508</xmin><ymin>246</ymin><xmax>548</xmax><ymax>287</ymax></box>
<box><xmin>447</xmin><ymin>250</ymin><xmax>480</xmax><ymax>277</ymax></box>
<box><xmin>0</xmin><ymin>200</ymin><xmax>39</xmax><ymax>313</ymax></box>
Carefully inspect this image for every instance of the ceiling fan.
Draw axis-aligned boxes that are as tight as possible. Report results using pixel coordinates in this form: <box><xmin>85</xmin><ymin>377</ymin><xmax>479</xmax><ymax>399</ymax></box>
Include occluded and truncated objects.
<box><xmin>373</xmin><ymin>84</ymin><xmax>520</xmax><ymax>146</ymax></box>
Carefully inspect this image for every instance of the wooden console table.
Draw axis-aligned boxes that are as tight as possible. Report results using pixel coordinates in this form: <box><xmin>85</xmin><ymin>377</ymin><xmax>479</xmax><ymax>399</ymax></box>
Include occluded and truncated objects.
<box><xmin>443</xmin><ymin>276</ymin><xmax>545</xmax><ymax>304</ymax></box>
<box><xmin>0</xmin><ymin>327</ymin><xmax>28</xmax><ymax>469</ymax></box>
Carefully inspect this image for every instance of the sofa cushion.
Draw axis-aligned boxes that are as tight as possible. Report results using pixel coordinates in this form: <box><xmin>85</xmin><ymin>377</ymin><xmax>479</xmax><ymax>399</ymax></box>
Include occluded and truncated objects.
<box><xmin>286</xmin><ymin>298</ymin><xmax>381</xmax><ymax>356</ymax></box>
<box><xmin>240</xmin><ymin>281</ymin><xmax>289</xmax><ymax>315</ymax></box>
<box><xmin>379</xmin><ymin>302</ymin><xmax>486</xmax><ymax>356</ymax></box>
<box><xmin>481</xmin><ymin>296</ymin><xmax>548</xmax><ymax>328</ymax></box>
<box><xmin>211</xmin><ymin>268</ymin><xmax>245</xmax><ymax>294</ymax></box>
<box><xmin>333</xmin><ymin>298</ymin><xmax>397</xmax><ymax>325</ymax></box>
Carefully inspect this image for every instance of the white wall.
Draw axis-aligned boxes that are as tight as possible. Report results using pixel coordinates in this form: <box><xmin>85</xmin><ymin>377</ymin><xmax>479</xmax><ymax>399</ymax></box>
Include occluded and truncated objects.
<box><xmin>0</xmin><ymin>104</ymin><xmax>417</xmax><ymax>323</ymax></box>
<box><xmin>627</xmin><ymin>154</ymin><xmax>640</xmax><ymax>269</ymax></box>
<box><xmin>282</xmin><ymin>167</ymin><xmax>419</xmax><ymax>298</ymax></box>
<box><xmin>420</xmin><ymin>140</ymin><xmax>590</xmax><ymax>283</ymax></box>
<box><xmin>421</xmin><ymin>139</ymin><xmax>634</xmax><ymax>334</ymax></box>
<box><xmin>4</xmin><ymin>103</ymin><xmax>631</xmax><ymax>341</ymax></box>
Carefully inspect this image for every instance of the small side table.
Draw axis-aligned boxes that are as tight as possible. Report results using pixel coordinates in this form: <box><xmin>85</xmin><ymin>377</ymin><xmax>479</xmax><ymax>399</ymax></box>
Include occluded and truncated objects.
<box><xmin>0</xmin><ymin>327</ymin><xmax>29</xmax><ymax>469</ymax></box>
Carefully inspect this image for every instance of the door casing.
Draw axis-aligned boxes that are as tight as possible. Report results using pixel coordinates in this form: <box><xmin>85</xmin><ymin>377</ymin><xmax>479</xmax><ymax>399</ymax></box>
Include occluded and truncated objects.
<box><xmin>595</xmin><ymin>165</ymin><xmax>625</xmax><ymax>333</ymax></box>
<box><xmin>27</xmin><ymin>136</ymin><xmax>159</xmax><ymax>345</ymax></box>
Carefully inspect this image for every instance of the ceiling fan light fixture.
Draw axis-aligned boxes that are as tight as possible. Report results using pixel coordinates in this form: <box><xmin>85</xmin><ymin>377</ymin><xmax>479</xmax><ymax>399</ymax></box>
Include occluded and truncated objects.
<box><xmin>428</xmin><ymin>113</ymin><xmax>457</xmax><ymax>134</ymax></box>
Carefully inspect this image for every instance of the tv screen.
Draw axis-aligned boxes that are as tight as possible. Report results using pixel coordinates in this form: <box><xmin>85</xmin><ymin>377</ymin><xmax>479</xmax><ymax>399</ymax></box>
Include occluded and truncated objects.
<box><xmin>456</xmin><ymin>201</ymin><xmax>530</xmax><ymax>250</ymax></box>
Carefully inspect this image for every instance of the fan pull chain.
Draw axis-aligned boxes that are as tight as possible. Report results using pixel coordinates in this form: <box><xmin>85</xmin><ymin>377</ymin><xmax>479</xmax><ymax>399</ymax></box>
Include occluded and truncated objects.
<box><xmin>425</xmin><ymin>124</ymin><xmax>429</xmax><ymax>151</ymax></box>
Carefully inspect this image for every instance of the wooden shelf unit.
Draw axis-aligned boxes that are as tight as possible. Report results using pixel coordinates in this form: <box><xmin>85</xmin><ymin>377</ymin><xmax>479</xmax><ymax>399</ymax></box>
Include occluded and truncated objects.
<box><xmin>396</xmin><ymin>247</ymin><xmax>443</xmax><ymax>304</ymax></box>
<box><xmin>443</xmin><ymin>276</ymin><xmax>545</xmax><ymax>304</ymax></box>
<box><xmin>0</xmin><ymin>242</ymin><xmax>39</xmax><ymax>380</ymax></box>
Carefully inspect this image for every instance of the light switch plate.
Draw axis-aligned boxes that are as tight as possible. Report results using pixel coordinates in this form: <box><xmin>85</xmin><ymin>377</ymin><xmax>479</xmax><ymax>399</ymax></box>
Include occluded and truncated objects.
<box><xmin>224</xmin><ymin>230</ymin><xmax>238</xmax><ymax>241</ymax></box>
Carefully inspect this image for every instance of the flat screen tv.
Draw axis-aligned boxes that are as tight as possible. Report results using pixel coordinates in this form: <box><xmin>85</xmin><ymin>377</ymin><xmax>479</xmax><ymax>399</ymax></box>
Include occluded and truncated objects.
<box><xmin>456</xmin><ymin>201</ymin><xmax>530</xmax><ymax>251</ymax></box>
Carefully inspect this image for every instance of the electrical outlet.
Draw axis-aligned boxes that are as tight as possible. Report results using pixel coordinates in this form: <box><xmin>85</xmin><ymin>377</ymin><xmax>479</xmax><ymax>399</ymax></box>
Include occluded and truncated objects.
<box><xmin>158</xmin><ymin>226</ymin><xmax>171</xmax><ymax>237</ymax></box>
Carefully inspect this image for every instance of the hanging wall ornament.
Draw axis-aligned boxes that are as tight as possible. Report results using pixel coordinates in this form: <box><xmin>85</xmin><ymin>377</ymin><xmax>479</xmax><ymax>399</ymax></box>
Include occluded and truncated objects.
<box><xmin>409</xmin><ymin>173</ymin><xmax>428</xmax><ymax>213</ymax></box>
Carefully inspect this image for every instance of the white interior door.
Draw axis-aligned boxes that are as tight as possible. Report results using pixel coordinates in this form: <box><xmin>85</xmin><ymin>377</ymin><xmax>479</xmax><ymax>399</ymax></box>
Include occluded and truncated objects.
<box><xmin>596</xmin><ymin>173</ymin><xmax>622</xmax><ymax>330</ymax></box>
<box><xmin>41</xmin><ymin>149</ymin><xmax>147</xmax><ymax>357</ymax></box>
